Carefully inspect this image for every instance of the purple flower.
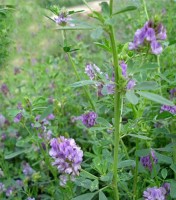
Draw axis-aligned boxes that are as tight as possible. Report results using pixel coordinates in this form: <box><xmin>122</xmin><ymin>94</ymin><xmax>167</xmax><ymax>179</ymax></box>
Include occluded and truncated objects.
<box><xmin>156</xmin><ymin>24</ymin><xmax>167</xmax><ymax>40</ymax></box>
<box><xmin>54</xmin><ymin>12</ymin><xmax>71</xmax><ymax>26</ymax></box>
<box><xmin>170</xmin><ymin>88</ymin><xmax>176</xmax><ymax>99</ymax></box>
<box><xmin>60</xmin><ymin>174</ymin><xmax>68</xmax><ymax>187</ymax></box>
<box><xmin>22</xmin><ymin>163</ymin><xmax>34</xmax><ymax>176</ymax></box>
<box><xmin>47</xmin><ymin>114</ymin><xmax>55</xmax><ymax>120</ymax></box>
<box><xmin>1</xmin><ymin>83</ymin><xmax>9</xmax><ymax>96</ymax></box>
<box><xmin>146</xmin><ymin>28</ymin><xmax>156</xmax><ymax>41</ymax></box>
<box><xmin>85</xmin><ymin>64</ymin><xmax>101</xmax><ymax>80</ymax></box>
<box><xmin>162</xmin><ymin>182</ymin><xmax>170</xmax><ymax>195</ymax></box>
<box><xmin>0</xmin><ymin>114</ymin><xmax>6</xmax><ymax>127</ymax></box>
<box><xmin>140</xmin><ymin>150</ymin><xmax>158</xmax><ymax>171</ymax></box>
<box><xmin>127</xmin><ymin>79</ymin><xmax>136</xmax><ymax>90</ymax></box>
<box><xmin>14</xmin><ymin>113</ymin><xmax>23</xmax><ymax>123</ymax></box>
<box><xmin>0</xmin><ymin>182</ymin><xmax>5</xmax><ymax>193</ymax></box>
<box><xmin>151</xmin><ymin>40</ymin><xmax>163</xmax><ymax>55</ymax></box>
<box><xmin>120</xmin><ymin>61</ymin><xmax>127</xmax><ymax>78</ymax></box>
<box><xmin>49</xmin><ymin>136</ymin><xmax>83</xmax><ymax>186</ymax></box>
<box><xmin>27</xmin><ymin>198</ymin><xmax>35</xmax><ymax>200</ymax></box>
<box><xmin>6</xmin><ymin>187</ymin><xmax>13</xmax><ymax>197</ymax></box>
<box><xmin>143</xmin><ymin>186</ymin><xmax>166</xmax><ymax>200</ymax></box>
<box><xmin>160</xmin><ymin>105</ymin><xmax>176</xmax><ymax>114</ymax></box>
<box><xmin>81</xmin><ymin>112</ymin><xmax>97</xmax><ymax>128</ymax></box>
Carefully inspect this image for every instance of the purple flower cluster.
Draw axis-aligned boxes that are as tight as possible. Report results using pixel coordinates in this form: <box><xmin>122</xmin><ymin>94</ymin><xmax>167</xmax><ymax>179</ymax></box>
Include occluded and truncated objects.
<box><xmin>49</xmin><ymin>136</ymin><xmax>83</xmax><ymax>186</ymax></box>
<box><xmin>160</xmin><ymin>105</ymin><xmax>176</xmax><ymax>115</ymax></box>
<box><xmin>85</xmin><ymin>63</ymin><xmax>101</xmax><ymax>80</ymax></box>
<box><xmin>129</xmin><ymin>20</ymin><xmax>167</xmax><ymax>55</ymax></box>
<box><xmin>81</xmin><ymin>112</ymin><xmax>97</xmax><ymax>128</ymax></box>
<box><xmin>140</xmin><ymin>150</ymin><xmax>158</xmax><ymax>171</ymax></box>
<box><xmin>54</xmin><ymin>12</ymin><xmax>71</xmax><ymax>26</ymax></box>
<box><xmin>143</xmin><ymin>183</ymin><xmax>170</xmax><ymax>200</ymax></box>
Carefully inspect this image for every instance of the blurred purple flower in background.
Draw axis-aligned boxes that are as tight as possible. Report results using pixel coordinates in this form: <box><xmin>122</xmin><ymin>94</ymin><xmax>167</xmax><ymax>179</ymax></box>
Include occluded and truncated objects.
<box><xmin>27</xmin><ymin>198</ymin><xmax>35</xmax><ymax>200</ymax></box>
<box><xmin>49</xmin><ymin>136</ymin><xmax>83</xmax><ymax>186</ymax></box>
<box><xmin>81</xmin><ymin>112</ymin><xmax>97</xmax><ymax>128</ymax></box>
<box><xmin>170</xmin><ymin>88</ymin><xmax>176</xmax><ymax>99</ymax></box>
<box><xmin>22</xmin><ymin>162</ymin><xmax>34</xmax><ymax>176</ymax></box>
<box><xmin>143</xmin><ymin>186</ymin><xmax>166</xmax><ymax>200</ymax></box>
<box><xmin>1</xmin><ymin>83</ymin><xmax>9</xmax><ymax>96</ymax></box>
<box><xmin>140</xmin><ymin>150</ymin><xmax>158</xmax><ymax>171</ymax></box>
<box><xmin>0</xmin><ymin>114</ymin><xmax>6</xmax><ymax>128</ymax></box>
<box><xmin>6</xmin><ymin>187</ymin><xmax>13</xmax><ymax>197</ymax></box>
<box><xmin>0</xmin><ymin>182</ymin><xmax>5</xmax><ymax>193</ymax></box>
<box><xmin>14</xmin><ymin>113</ymin><xmax>23</xmax><ymax>123</ymax></box>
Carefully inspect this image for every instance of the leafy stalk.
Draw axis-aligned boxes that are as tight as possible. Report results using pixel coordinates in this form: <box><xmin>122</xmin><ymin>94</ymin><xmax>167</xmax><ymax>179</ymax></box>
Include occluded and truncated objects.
<box><xmin>62</xmin><ymin>30</ymin><xmax>96</xmax><ymax>111</ymax></box>
<box><xmin>109</xmin><ymin>1</ymin><xmax>123</xmax><ymax>199</ymax></box>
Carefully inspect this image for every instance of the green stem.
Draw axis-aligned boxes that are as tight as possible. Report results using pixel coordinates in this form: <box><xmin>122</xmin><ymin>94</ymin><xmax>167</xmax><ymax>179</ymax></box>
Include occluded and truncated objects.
<box><xmin>133</xmin><ymin>138</ymin><xmax>139</xmax><ymax>200</ymax></box>
<box><xmin>62</xmin><ymin>30</ymin><xmax>95</xmax><ymax>111</ymax></box>
<box><xmin>157</xmin><ymin>55</ymin><xmax>162</xmax><ymax>95</ymax></box>
<box><xmin>109</xmin><ymin>7</ymin><xmax>122</xmax><ymax>199</ymax></box>
<box><xmin>171</xmin><ymin>120</ymin><xmax>176</xmax><ymax>179</ymax></box>
<box><xmin>110</xmin><ymin>0</ymin><xmax>113</xmax><ymax>15</ymax></box>
<box><xmin>142</xmin><ymin>0</ymin><xmax>149</xmax><ymax>20</ymax></box>
<box><xmin>67</xmin><ymin>53</ymin><xmax>96</xmax><ymax>111</ymax></box>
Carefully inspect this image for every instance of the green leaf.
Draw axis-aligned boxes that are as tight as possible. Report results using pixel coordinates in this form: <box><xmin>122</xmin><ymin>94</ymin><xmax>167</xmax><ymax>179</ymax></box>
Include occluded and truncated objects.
<box><xmin>94</xmin><ymin>42</ymin><xmax>111</xmax><ymax>52</ymax></box>
<box><xmin>5</xmin><ymin>148</ymin><xmax>32</xmax><ymax>159</ymax></box>
<box><xmin>68</xmin><ymin>10</ymin><xmax>85</xmax><ymax>15</ymax></box>
<box><xmin>170</xmin><ymin>163</ymin><xmax>176</xmax><ymax>173</ymax></box>
<box><xmin>126</xmin><ymin>90</ymin><xmax>139</xmax><ymax>105</ymax></box>
<box><xmin>99</xmin><ymin>191</ymin><xmax>108</xmax><ymax>200</ymax></box>
<box><xmin>39</xmin><ymin>105</ymin><xmax>53</xmax><ymax>121</ymax></box>
<box><xmin>56</xmin><ymin>26</ymin><xmax>94</xmax><ymax>30</ymax></box>
<box><xmin>113</xmin><ymin>6</ymin><xmax>137</xmax><ymax>15</ymax></box>
<box><xmin>63</xmin><ymin>46</ymin><xmax>71</xmax><ymax>52</ymax></box>
<box><xmin>71</xmin><ymin>80</ymin><xmax>98</xmax><ymax>88</ymax></box>
<box><xmin>169</xmin><ymin>39</ymin><xmax>176</xmax><ymax>46</ymax></box>
<box><xmin>135</xmin><ymin>81</ymin><xmax>159</xmax><ymax>90</ymax></box>
<box><xmin>72</xmin><ymin>192</ymin><xmax>97</xmax><ymax>200</ymax></box>
<box><xmin>100</xmin><ymin>2</ymin><xmax>110</xmax><ymax>16</ymax></box>
<box><xmin>155</xmin><ymin>152</ymin><xmax>173</xmax><ymax>164</ymax></box>
<box><xmin>135</xmin><ymin>149</ymin><xmax>150</xmax><ymax>157</ymax></box>
<box><xmin>170</xmin><ymin>181</ymin><xmax>176</xmax><ymax>198</ymax></box>
<box><xmin>118</xmin><ymin>160</ymin><xmax>136</xmax><ymax>168</ymax></box>
<box><xmin>128</xmin><ymin>133</ymin><xmax>151</xmax><ymax>140</ymax></box>
<box><xmin>137</xmin><ymin>91</ymin><xmax>174</xmax><ymax>106</ymax></box>
<box><xmin>161</xmin><ymin>168</ymin><xmax>168</xmax><ymax>179</ymax></box>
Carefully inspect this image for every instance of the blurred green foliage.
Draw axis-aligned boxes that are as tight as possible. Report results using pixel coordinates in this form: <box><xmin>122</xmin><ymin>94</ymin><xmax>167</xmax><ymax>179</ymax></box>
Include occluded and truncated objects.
<box><xmin>36</xmin><ymin>0</ymin><xmax>93</xmax><ymax>8</ymax></box>
<box><xmin>0</xmin><ymin>6</ymin><xmax>13</xmax><ymax>68</ymax></box>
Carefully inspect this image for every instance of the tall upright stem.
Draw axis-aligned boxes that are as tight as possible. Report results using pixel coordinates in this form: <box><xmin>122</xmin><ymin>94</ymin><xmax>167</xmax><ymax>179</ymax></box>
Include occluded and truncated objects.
<box><xmin>109</xmin><ymin>1</ymin><xmax>122</xmax><ymax>199</ymax></box>
<box><xmin>142</xmin><ymin>0</ymin><xmax>149</xmax><ymax>20</ymax></box>
<box><xmin>62</xmin><ymin>30</ymin><xmax>96</xmax><ymax>111</ymax></box>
